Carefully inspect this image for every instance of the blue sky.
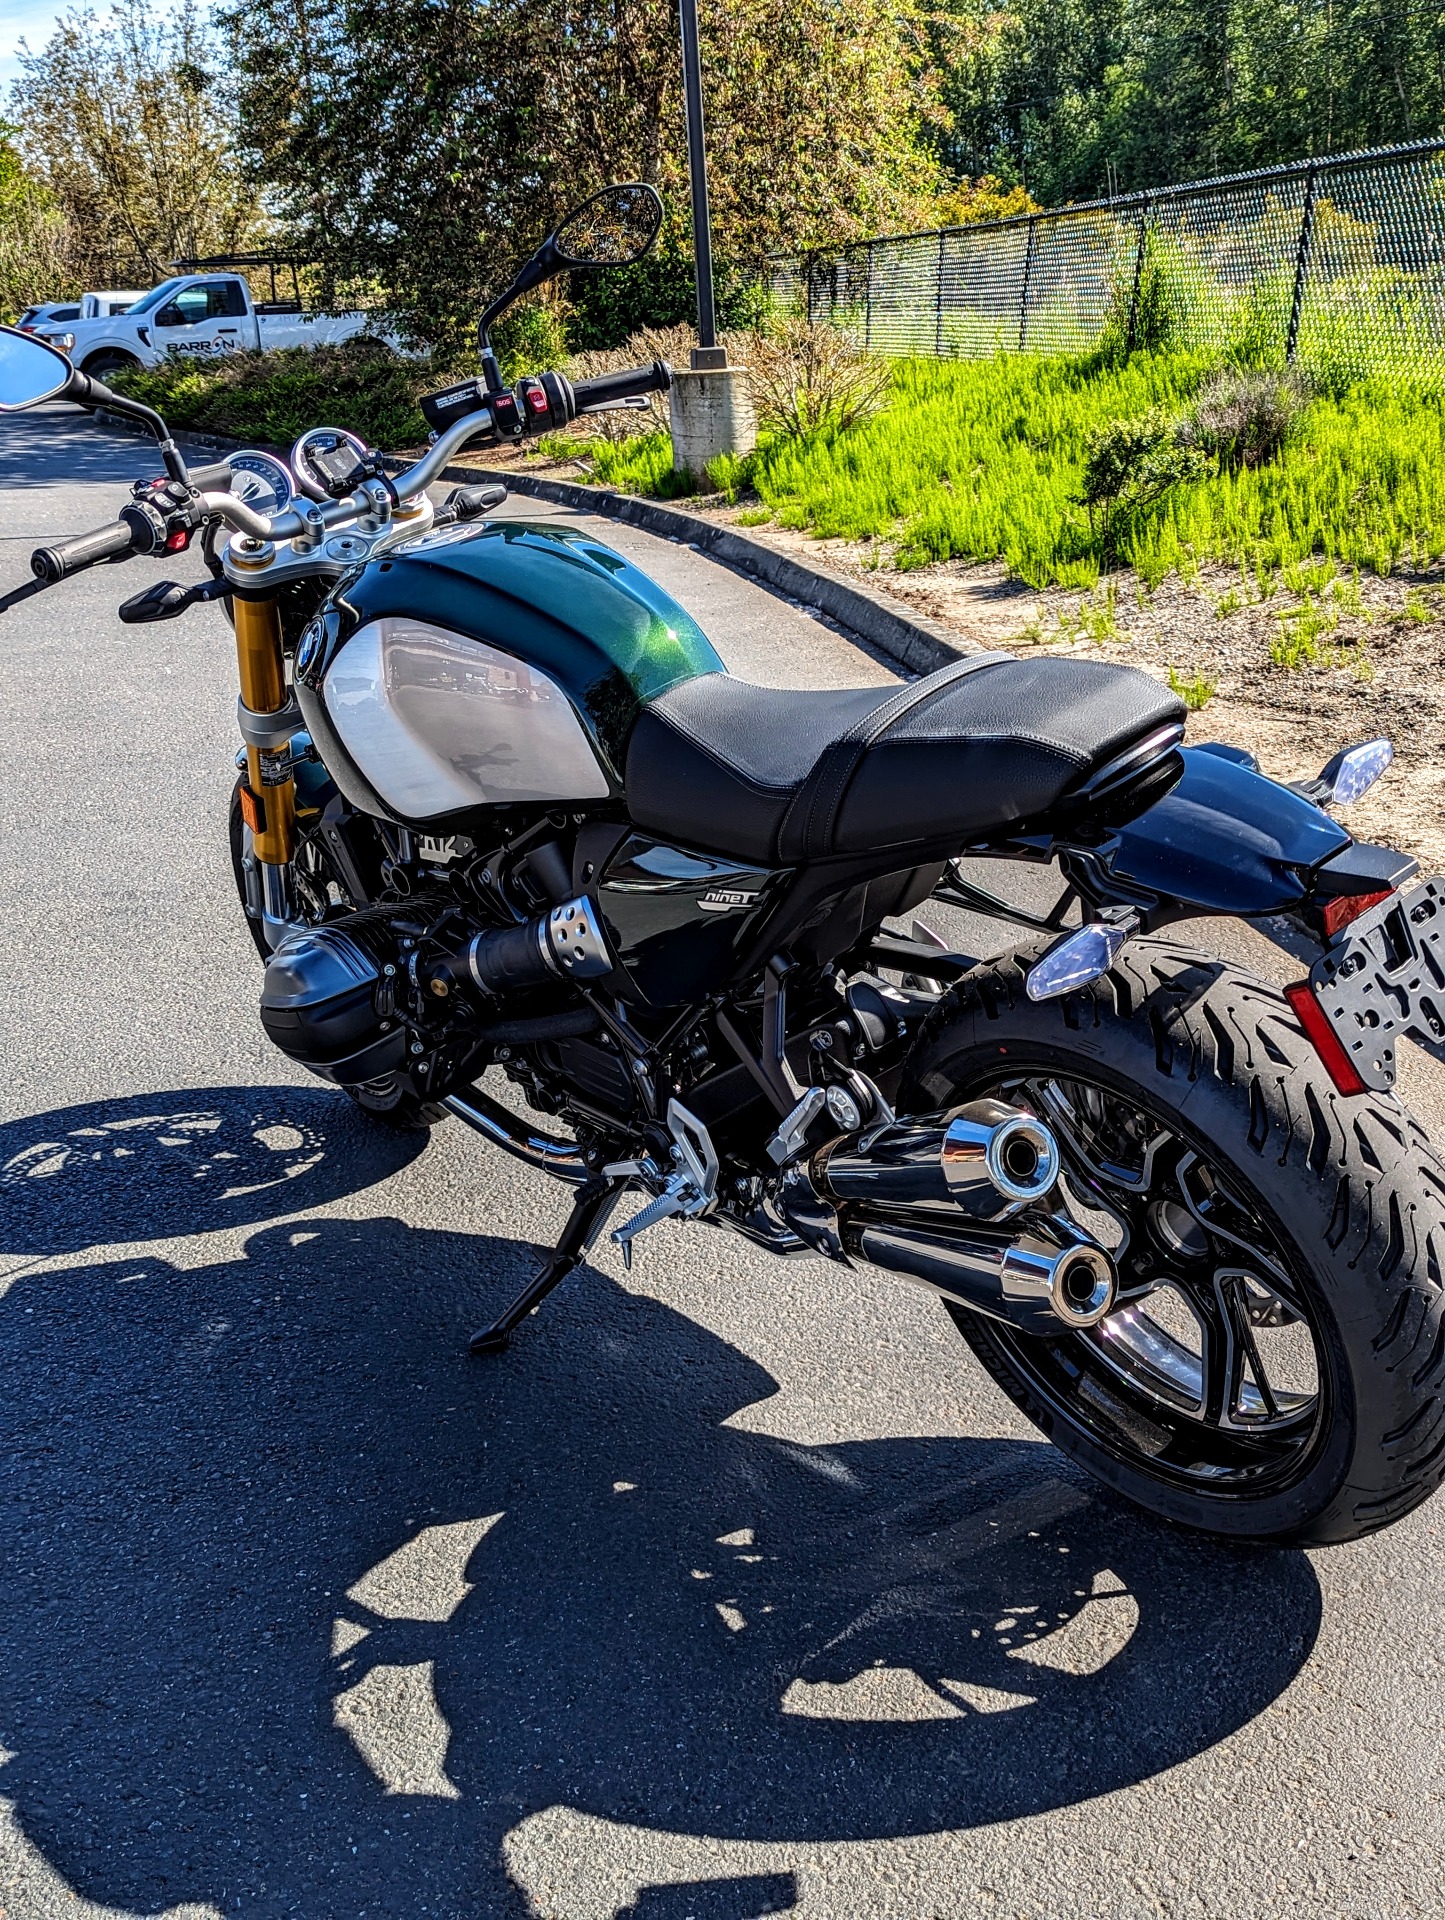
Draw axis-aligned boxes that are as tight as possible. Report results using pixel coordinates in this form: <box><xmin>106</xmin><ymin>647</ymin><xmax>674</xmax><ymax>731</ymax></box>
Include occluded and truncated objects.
<box><xmin>0</xmin><ymin>0</ymin><xmax>64</xmax><ymax>87</ymax></box>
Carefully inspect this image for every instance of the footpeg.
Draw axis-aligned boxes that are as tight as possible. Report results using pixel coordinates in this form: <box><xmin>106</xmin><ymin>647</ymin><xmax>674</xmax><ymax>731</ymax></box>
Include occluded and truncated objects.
<box><xmin>609</xmin><ymin>1100</ymin><xmax>718</xmax><ymax>1269</ymax></box>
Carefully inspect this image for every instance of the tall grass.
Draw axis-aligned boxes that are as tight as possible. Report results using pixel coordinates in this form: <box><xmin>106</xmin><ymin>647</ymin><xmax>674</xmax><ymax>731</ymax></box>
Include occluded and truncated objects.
<box><xmin>579</xmin><ymin>348</ymin><xmax>1445</xmax><ymax>590</ymax></box>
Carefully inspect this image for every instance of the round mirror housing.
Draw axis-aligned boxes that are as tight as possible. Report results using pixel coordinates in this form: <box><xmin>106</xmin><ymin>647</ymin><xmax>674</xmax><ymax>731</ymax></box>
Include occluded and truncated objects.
<box><xmin>552</xmin><ymin>183</ymin><xmax>664</xmax><ymax>269</ymax></box>
<box><xmin>0</xmin><ymin>324</ymin><xmax>78</xmax><ymax>412</ymax></box>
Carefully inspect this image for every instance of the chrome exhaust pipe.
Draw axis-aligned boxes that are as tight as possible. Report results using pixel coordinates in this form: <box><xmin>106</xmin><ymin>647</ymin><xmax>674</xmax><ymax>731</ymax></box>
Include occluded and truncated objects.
<box><xmin>778</xmin><ymin>1097</ymin><xmax>1116</xmax><ymax>1332</ymax></box>
<box><xmin>848</xmin><ymin>1213</ymin><xmax>1116</xmax><ymax>1332</ymax></box>
<box><xmin>816</xmin><ymin>1099</ymin><xmax>1059</xmax><ymax>1220</ymax></box>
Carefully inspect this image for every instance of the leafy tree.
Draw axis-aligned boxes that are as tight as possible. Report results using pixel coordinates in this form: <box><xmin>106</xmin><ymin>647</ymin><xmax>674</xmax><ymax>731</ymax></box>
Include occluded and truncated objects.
<box><xmin>0</xmin><ymin>128</ymin><xmax>79</xmax><ymax>322</ymax></box>
<box><xmin>929</xmin><ymin>0</ymin><xmax>1445</xmax><ymax>204</ymax></box>
<box><xmin>227</xmin><ymin>0</ymin><xmax>945</xmax><ymax>351</ymax></box>
<box><xmin>8</xmin><ymin>0</ymin><xmax>262</xmax><ymax>286</ymax></box>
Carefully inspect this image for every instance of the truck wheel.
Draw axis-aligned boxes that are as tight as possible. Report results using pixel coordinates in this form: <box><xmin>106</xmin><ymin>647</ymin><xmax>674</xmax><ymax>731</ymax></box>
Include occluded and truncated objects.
<box><xmin>82</xmin><ymin>350</ymin><xmax>141</xmax><ymax>379</ymax></box>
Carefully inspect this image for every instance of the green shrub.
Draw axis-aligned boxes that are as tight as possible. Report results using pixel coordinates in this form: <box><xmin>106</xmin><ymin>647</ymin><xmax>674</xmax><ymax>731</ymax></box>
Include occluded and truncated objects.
<box><xmin>108</xmin><ymin>337</ymin><xmax>451</xmax><ymax>450</ymax></box>
<box><xmin>1080</xmin><ymin>409</ymin><xmax>1207</xmax><ymax>556</ymax></box>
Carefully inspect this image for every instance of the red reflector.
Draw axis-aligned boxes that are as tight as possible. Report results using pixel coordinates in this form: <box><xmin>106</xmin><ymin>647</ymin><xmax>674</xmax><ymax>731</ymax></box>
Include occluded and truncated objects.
<box><xmin>1284</xmin><ymin>981</ymin><xmax>1367</xmax><ymax>1095</ymax></box>
<box><xmin>1322</xmin><ymin>888</ymin><xmax>1393</xmax><ymax>938</ymax></box>
<box><xmin>165</xmin><ymin>527</ymin><xmax>190</xmax><ymax>552</ymax></box>
<box><xmin>238</xmin><ymin>785</ymin><xmax>265</xmax><ymax>835</ymax></box>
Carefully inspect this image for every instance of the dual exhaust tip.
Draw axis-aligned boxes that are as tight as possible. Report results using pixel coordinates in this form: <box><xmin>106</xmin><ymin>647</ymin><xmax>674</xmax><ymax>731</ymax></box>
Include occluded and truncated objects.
<box><xmin>810</xmin><ymin>1097</ymin><xmax>1117</xmax><ymax>1333</ymax></box>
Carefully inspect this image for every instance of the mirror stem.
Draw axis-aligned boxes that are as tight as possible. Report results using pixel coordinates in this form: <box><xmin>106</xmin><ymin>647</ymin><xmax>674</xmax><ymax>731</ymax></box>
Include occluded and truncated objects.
<box><xmin>68</xmin><ymin>371</ymin><xmax>191</xmax><ymax>485</ymax></box>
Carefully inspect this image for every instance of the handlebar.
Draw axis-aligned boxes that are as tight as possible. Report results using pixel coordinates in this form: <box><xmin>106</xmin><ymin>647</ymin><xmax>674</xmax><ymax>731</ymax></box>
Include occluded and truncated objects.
<box><xmin>30</xmin><ymin>517</ymin><xmax>136</xmax><ymax>584</ymax></box>
<box><xmin>18</xmin><ymin>364</ymin><xmax>674</xmax><ymax>587</ymax></box>
<box><xmin>571</xmin><ymin>361</ymin><xmax>672</xmax><ymax>412</ymax></box>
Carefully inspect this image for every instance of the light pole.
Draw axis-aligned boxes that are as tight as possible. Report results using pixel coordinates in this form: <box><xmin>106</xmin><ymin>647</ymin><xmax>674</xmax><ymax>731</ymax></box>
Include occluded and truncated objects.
<box><xmin>669</xmin><ymin>0</ymin><xmax>756</xmax><ymax>472</ymax></box>
<box><xmin>678</xmin><ymin>0</ymin><xmax>724</xmax><ymax>371</ymax></box>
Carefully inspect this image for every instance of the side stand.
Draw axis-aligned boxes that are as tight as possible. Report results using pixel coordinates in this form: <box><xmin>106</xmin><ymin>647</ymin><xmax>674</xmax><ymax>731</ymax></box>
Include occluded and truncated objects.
<box><xmin>469</xmin><ymin>1179</ymin><xmax>623</xmax><ymax>1355</ymax></box>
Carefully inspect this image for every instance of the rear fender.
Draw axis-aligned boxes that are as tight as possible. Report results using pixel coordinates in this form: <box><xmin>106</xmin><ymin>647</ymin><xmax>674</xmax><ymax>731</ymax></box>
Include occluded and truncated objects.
<box><xmin>1092</xmin><ymin>745</ymin><xmax>1351</xmax><ymax>920</ymax></box>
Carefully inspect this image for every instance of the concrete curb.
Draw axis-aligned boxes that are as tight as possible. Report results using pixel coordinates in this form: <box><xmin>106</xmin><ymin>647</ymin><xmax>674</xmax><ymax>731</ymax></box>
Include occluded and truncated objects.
<box><xmin>91</xmin><ymin>410</ymin><xmax>967</xmax><ymax>677</ymax></box>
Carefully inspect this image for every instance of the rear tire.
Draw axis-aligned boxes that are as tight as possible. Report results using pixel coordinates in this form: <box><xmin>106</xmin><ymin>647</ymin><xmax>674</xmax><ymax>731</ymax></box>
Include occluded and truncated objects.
<box><xmin>902</xmin><ymin>936</ymin><xmax>1445</xmax><ymax>1546</ymax></box>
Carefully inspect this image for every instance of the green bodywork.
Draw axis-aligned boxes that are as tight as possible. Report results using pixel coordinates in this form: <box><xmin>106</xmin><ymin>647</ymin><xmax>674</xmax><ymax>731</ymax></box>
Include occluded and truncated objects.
<box><xmin>332</xmin><ymin>519</ymin><xmax>724</xmax><ymax>783</ymax></box>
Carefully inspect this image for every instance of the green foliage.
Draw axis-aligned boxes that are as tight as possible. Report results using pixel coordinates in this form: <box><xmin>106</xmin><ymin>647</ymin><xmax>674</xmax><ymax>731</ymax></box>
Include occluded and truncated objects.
<box><xmin>566</xmin><ymin>252</ymin><xmax>770</xmax><ymax>353</ymax></box>
<box><xmin>108</xmin><ymin>338</ymin><xmax>438</xmax><ymax>449</ymax></box>
<box><xmin>928</xmin><ymin>0</ymin><xmax>1445</xmax><ymax>205</ymax></box>
<box><xmin>1081</xmin><ymin>408</ymin><xmax>1207</xmax><ymax>558</ymax></box>
<box><xmin>490</xmin><ymin>300</ymin><xmax>570</xmax><ymax>385</ymax></box>
<box><xmin>566</xmin><ymin>348</ymin><xmax>1445</xmax><ymax>593</ymax></box>
<box><xmin>1185</xmin><ymin>367</ymin><xmax>1312</xmax><ymax>471</ymax></box>
<box><xmin>1167</xmin><ymin>665</ymin><xmax>1217</xmax><ymax>708</ymax></box>
<box><xmin>228</xmin><ymin>0</ymin><xmax>944</xmax><ymax>354</ymax></box>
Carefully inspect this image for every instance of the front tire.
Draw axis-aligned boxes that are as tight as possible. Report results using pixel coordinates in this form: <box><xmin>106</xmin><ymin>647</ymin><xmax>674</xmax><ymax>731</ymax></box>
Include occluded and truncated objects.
<box><xmin>82</xmin><ymin>349</ymin><xmax>141</xmax><ymax>380</ymax></box>
<box><xmin>902</xmin><ymin>937</ymin><xmax>1445</xmax><ymax>1545</ymax></box>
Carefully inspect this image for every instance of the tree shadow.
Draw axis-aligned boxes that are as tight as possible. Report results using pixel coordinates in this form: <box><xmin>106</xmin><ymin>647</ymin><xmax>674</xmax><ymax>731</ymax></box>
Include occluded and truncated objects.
<box><xmin>0</xmin><ymin>1085</ymin><xmax>426</xmax><ymax>1257</ymax></box>
<box><xmin>0</xmin><ymin>1179</ymin><xmax>1322</xmax><ymax>1916</ymax></box>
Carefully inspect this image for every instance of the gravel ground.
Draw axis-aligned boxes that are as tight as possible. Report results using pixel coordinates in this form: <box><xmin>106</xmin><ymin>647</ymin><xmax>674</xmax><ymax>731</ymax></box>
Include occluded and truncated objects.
<box><xmin>5</xmin><ymin>408</ymin><xmax>1445</xmax><ymax>1920</ymax></box>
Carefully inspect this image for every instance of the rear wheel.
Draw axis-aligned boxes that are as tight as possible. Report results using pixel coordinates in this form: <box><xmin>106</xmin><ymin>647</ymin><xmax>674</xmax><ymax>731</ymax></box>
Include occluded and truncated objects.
<box><xmin>902</xmin><ymin>936</ymin><xmax>1445</xmax><ymax>1545</ymax></box>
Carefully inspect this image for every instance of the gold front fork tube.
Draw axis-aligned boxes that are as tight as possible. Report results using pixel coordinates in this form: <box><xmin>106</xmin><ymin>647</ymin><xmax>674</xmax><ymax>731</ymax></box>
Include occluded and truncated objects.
<box><xmin>233</xmin><ymin>593</ymin><xmax>296</xmax><ymax>867</ymax></box>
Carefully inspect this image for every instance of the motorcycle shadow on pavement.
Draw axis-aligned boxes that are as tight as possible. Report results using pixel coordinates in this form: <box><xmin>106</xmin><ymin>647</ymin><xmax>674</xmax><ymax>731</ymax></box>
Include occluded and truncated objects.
<box><xmin>0</xmin><ymin>1094</ymin><xmax>1323</xmax><ymax>1918</ymax></box>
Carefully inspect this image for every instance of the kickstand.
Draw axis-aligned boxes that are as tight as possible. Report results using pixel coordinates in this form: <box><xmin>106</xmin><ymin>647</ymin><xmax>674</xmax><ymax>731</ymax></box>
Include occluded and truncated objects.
<box><xmin>469</xmin><ymin>1179</ymin><xmax>623</xmax><ymax>1355</ymax></box>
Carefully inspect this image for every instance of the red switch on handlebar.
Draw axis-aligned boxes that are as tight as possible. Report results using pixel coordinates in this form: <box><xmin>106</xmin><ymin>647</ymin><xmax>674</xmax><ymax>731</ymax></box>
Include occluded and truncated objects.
<box><xmin>165</xmin><ymin>527</ymin><xmax>190</xmax><ymax>552</ymax></box>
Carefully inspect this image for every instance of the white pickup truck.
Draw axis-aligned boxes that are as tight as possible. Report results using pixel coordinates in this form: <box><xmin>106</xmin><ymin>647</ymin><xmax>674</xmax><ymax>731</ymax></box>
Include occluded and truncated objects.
<box><xmin>38</xmin><ymin>271</ymin><xmax>389</xmax><ymax>378</ymax></box>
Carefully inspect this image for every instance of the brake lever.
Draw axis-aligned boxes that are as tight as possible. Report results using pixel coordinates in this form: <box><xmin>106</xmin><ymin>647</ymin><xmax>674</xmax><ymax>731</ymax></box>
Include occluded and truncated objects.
<box><xmin>118</xmin><ymin>577</ymin><xmax>230</xmax><ymax>624</ymax></box>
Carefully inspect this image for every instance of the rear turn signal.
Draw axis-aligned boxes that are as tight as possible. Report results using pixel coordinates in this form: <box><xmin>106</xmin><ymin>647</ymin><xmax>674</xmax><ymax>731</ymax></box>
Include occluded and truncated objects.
<box><xmin>1284</xmin><ymin>981</ymin><xmax>1366</xmax><ymax>1096</ymax></box>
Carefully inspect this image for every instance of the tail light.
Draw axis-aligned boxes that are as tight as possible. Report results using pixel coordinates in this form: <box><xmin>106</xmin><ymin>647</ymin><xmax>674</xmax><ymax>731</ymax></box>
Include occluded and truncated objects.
<box><xmin>1320</xmin><ymin>888</ymin><xmax>1394</xmax><ymax>939</ymax></box>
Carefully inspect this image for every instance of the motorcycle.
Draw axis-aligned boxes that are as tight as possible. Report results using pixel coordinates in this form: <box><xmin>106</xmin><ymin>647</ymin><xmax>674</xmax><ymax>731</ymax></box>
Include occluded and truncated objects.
<box><xmin>4</xmin><ymin>181</ymin><xmax>1445</xmax><ymax>1548</ymax></box>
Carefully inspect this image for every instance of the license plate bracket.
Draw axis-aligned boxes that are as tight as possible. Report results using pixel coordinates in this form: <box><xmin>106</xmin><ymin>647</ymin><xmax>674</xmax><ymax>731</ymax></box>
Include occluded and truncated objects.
<box><xmin>1308</xmin><ymin>876</ymin><xmax>1445</xmax><ymax>1091</ymax></box>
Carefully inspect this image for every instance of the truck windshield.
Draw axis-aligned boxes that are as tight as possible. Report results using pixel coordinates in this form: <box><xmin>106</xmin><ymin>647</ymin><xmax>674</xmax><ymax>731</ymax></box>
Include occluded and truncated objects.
<box><xmin>127</xmin><ymin>278</ymin><xmax>191</xmax><ymax>315</ymax></box>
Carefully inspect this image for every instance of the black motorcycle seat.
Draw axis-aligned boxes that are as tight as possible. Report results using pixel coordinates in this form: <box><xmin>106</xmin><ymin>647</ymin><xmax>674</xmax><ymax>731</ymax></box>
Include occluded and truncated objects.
<box><xmin>625</xmin><ymin>655</ymin><xmax>1185</xmax><ymax>865</ymax></box>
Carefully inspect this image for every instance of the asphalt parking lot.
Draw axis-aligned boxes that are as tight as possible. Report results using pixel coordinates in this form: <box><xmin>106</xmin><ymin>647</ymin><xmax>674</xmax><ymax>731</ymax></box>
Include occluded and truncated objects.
<box><xmin>3</xmin><ymin>405</ymin><xmax>1445</xmax><ymax>1919</ymax></box>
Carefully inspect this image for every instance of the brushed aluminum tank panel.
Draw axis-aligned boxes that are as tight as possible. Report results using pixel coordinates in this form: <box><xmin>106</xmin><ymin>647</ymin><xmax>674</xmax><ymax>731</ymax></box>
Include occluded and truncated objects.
<box><xmin>323</xmin><ymin>615</ymin><xmax>610</xmax><ymax>818</ymax></box>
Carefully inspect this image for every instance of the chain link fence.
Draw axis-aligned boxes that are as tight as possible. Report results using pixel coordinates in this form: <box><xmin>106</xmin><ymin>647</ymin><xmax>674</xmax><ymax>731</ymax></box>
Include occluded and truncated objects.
<box><xmin>771</xmin><ymin>137</ymin><xmax>1445</xmax><ymax>384</ymax></box>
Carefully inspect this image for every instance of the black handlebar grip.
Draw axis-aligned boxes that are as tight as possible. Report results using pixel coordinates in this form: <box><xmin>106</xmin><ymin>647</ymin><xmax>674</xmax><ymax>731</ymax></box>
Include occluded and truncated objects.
<box><xmin>570</xmin><ymin>360</ymin><xmax>672</xmax><ymax>412</ymax></box>
<box><xmin>443</xmin><ymin>482</ymin><xmax>509</xmax><ymax>521</ymax></box>
<box><xmin>30</xmin><ymin>518</ymin><xmax>136</xmax><ymax>584</ymax></box>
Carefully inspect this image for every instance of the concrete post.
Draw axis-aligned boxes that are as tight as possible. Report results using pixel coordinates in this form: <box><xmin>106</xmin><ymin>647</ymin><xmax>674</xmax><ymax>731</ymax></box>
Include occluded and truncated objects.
<box><xmin>669</xmin><ymin>366</ymin><xmax>757</xmax><ymax>478</ymax></box>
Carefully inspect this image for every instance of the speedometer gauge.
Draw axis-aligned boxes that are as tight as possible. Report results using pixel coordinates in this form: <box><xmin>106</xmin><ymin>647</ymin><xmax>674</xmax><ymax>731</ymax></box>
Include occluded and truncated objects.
<box><xmin>228</xmin><ymin>451</ymin><xmax>296</xmax><ymax>517</ymax></box>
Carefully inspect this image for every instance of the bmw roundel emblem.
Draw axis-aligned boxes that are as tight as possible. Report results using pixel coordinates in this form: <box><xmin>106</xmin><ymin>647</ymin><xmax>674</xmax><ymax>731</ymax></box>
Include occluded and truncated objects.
<box><xmin>296</xmin><ymin>621</ymin><xmax>324</xmax><ymax>678</ymax></box>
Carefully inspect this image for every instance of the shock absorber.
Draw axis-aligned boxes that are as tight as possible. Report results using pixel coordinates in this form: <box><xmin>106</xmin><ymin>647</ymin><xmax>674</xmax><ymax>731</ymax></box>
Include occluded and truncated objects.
<box><xmin>229</xmin><ymin>554</ymin><xmax>297</xmax><ymax>947</ymax></box>
<box><xmin>430</xmin><ymin>897</ymin><xmax>615</xmax><ymax>996</ymax></box>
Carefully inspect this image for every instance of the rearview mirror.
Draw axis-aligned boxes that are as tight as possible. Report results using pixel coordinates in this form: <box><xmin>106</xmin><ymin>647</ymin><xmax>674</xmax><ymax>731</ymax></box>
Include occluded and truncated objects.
<box><xmin>476</xmin><ymin>183</ymin><xmax>664</xmax><ymax>377</ymax></box>
<box><xmin>0</xmin><ymin>324</ymin><xmax>77</xmax><ymax>411</ymax></box>
<box><xmin>552</xmin><ymin>184</ymin><xmax>664</xmax><ymax>269</ymax></box>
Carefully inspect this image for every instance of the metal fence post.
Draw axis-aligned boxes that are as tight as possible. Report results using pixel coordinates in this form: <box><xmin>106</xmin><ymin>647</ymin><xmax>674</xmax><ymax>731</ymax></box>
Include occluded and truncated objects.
<box><xmin>865</xmin><ymin>242</ymin><xmax>874</xmax><ymax>352</ymax></box>
<box><xmin>1019</xmin><ymin>218</ymin><xmax>1038</xmax><ymax>351</ymax></box>
<box><xmin>1125</xmin><ymin>197</ymin><xmax>1152</xmax><ymax>355</ymax></box>
<box><xmin>1286</xmin><ymin>165</ymin><xmax>1318</xmax><ymax>364</ymax></box>
<box><xmin>935</xmin><ymin>230</ymin><xmax>947</xmax><ymax>356</ymax></box>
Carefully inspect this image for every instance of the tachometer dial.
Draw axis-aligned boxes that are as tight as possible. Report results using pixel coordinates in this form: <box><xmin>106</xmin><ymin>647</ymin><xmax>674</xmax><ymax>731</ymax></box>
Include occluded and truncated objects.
<box><xmin>228</xmin><ymin>450</ymin><xmax>296</xmax><ymax>517</ymax></box>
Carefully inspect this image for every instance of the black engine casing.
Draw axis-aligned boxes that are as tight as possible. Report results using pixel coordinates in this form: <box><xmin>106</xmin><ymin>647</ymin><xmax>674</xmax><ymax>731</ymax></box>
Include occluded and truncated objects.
<box><xmin>259</xmin><ymin>926</ymin><xmax>406</xmax><ymax>1084</ymax></box>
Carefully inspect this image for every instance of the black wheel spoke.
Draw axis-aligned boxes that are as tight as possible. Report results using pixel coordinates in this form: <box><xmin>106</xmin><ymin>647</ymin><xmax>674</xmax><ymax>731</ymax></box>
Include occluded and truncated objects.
<box><xmin>972</xmin><ymin>1071</ymin><xmax>1326</xmax><ymax>1496</ymax></box>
